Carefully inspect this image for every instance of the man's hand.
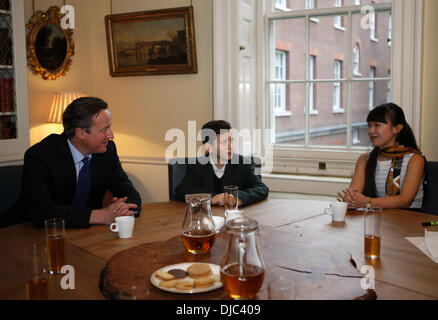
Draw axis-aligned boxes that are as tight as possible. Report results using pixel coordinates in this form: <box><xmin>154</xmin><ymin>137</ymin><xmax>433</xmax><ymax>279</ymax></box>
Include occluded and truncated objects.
<box><xmin>89</xmin><ymin>197</ymin><xmax>138</xmax><ymax>225</ymax></box>
<box><xmin>212</xmin><ymin>193</ymin><xmax>225</xmax><ymax>206</ymax></box>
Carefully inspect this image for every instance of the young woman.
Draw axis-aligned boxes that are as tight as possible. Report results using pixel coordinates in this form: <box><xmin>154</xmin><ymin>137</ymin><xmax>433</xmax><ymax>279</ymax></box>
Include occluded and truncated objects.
<box><xmin>338</xmin><ymin>103</ymin><xmax>425</xmax><ymax>209</ymax></box>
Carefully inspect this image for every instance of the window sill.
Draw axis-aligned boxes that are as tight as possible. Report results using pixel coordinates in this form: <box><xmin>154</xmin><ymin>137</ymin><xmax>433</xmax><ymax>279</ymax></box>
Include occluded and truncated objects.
<box><xmin>275</xmin><ymin>110</ymin><xmax>292</xmax><ymax>117</ymax></box>
<box><xmin>370</xmin><ymin>37</ymin><xmax>379</xmax><ymax>43</ymax></box>
<box><xmin>309</xmin><ymin>109</ymin><xmax>319</xmax><ymax>115</ymax></box>
<box><xmin>310</xmin><ymin>18</ymin><xmax>319</xmax><ymax>23</ymax></box>
<box><xmin>332</xmin><ymin>108</ymin><xmax>345</xmax><ymax>114</ymax></box>
<box><xmin>274</xmin><ymin>5</ymin><xmax>291</xmax><ymax>12</ymax></box>
<box><xmin>334</xmin><ymin>25</ymin><xmax>345</xmax><ymax>31</ymax></box>
<box><xmin>262</xmin><ymin>173</ymin><xmax>351</xmax><ymax>196</ymax></box>
<box><xmin>353</xmin><ymin>71</ymin><xmax>362</xmax><ymax>77</ymax></box>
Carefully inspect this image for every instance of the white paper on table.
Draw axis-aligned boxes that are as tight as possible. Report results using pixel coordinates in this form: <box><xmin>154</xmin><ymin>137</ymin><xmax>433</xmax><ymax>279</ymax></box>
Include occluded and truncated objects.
<box><xmin>406</xmin><ymin>237</ymin><xmax>438</xmax><ymax>263</ymax></box>
<box><xmin>425</xmin><ymin>232</ymin><xmax>438</xmax><ymax>260</ymax></box>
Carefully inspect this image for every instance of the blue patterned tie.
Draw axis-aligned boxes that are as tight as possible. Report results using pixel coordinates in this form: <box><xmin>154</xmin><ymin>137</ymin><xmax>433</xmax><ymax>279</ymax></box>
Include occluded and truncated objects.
<box><xmin>72</xmin><ymin>157</ymin><xmax>91</xmax><ymax>208</ymax></box>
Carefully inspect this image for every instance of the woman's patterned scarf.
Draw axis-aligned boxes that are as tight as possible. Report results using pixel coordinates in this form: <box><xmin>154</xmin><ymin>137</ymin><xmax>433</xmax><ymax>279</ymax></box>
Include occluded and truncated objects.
<box><xmin>379</xmin><ymin>146</ymin><xmax>422</xmax><ymax>196</ymax></box>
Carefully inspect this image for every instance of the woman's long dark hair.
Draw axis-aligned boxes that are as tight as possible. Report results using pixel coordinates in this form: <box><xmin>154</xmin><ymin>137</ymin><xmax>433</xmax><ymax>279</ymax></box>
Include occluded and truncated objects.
<box><xmin>363</xmin><ymin>103</ymin><xmax>419</xmax><ymax>197</ymax></box>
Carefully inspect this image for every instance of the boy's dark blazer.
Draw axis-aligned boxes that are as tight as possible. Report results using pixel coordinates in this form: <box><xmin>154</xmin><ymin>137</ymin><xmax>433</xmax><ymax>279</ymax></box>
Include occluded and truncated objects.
<box><xmin>175</xmin><ymin>154</ymin><xmax>269</xmax><ymax>206</ymax></box>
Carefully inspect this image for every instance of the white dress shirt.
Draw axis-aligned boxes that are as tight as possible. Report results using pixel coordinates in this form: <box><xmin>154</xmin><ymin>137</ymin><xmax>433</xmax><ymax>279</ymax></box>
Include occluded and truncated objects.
<box><xmin>209</xmin><ymin>155</ymin><xmax>226</xmax><ymax>179</ymax></box>
<box><xmin>67</xmin><ymin>140</ymin><xmax>92</xmax><ymax>181</ymax></box>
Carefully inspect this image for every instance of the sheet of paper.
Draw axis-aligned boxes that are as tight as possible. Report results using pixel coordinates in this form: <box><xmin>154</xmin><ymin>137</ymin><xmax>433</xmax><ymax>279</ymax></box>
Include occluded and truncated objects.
<box><xmin>406</xmin><ymin>237</ymin><xmax>438</xmax><ymax>263</ymax></box>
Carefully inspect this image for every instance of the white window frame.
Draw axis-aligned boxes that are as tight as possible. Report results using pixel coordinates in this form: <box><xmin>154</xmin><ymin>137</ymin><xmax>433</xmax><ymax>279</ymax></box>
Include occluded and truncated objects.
<box><xmin>306</xmin><ymin>0</ymin><xmax>320</xmax><ymax>23</ymax></box>
<box><xmin>213</xmin><ymin>0</ymin><xmax>423</xmax><ymax>177</ymax></box>
<box><xmin>352</xmin><ymin>127</ymin><xmax>361</xmax><ymax>145</ymax></box>
<box><xmin>353</xmin><ymin>43</ymin><xmax>361</xmax><ymax>76</ymax></box>
<box><xmin>388</xmin><ymin>14</ymin><xmax>392</xmax><ymax>47</ymax></box>
<box><xmin>387</xmin><ymin>69</ymin><xmax>392</xmax><ymax>102</ymax></box>
<box><xmin>274</xmin><ymin>0</ymin><xmax>290</xmax><ymax>12</ymax></box>
<box><xmin>370</xmin><ymin>12</ymin><xmax>379</xmax><ymax>42</ymax></box>
<box><xmin>274</xmin><ymin>50</ymin><xmax>291</xmax><ymax>116</ymax></box>
<box><xmin>369</xmin><ymin>66</ymin><xmax>376</xmax><ymax>110</ymax></box>
<box><xmin>333</xmin><ymin>60</ymin><xmax>344</xmax><ymax>113</ymax></box>
<box><xmin>309</xmin><ymin>55</ymin><xmax>318</xmax><ymax>115</ymax></box>
<box><xmin>354</xmin><ymin>0</ymin><xmax>361</xmax><ymax>5</ymax></box>
<box><xmin>334</xmin><ymin>0</ymin><xmax>345</xmax><ymax>31</ymax></box>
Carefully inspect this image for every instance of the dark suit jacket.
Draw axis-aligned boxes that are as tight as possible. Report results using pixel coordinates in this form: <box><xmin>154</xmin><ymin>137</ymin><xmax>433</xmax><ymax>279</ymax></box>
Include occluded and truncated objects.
<box><xmin>9</xmin><ymin>133</ymin><xmax>141</xmax><ymax>228</ymax></box>
<box><xmin>174</xmin><ymin>155</ymin><xmax>269</xmax><ymax>206</ymax></box>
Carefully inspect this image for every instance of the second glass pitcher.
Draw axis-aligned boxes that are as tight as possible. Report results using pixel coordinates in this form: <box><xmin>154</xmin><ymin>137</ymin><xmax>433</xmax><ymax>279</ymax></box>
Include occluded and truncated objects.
<box><xmin>221</xmin><ymin>217</ymin><xmax>265</xmax><ymax>299</ymax></box>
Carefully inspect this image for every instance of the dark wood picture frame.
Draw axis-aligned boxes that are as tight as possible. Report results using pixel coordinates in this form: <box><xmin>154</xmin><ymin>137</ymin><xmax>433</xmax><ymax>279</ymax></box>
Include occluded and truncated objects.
<box><xmin>105</xmin><ymin>6</ymin><xmax>197</xmax><ymax>77</ymax></box>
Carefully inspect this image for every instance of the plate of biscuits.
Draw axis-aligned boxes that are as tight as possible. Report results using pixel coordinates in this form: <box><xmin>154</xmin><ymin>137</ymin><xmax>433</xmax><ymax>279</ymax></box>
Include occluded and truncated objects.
<box><xmin>151</xmin><ymin>262</ymin><xmax>222</xmax><ymax>294</ymax></box>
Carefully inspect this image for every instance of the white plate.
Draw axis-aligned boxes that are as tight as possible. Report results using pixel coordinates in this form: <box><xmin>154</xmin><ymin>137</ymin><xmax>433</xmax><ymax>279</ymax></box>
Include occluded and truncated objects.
<box><xmin>150</xmin><ymin>262</ymin><xmax>222</xmax><ymax>294</ymax></box>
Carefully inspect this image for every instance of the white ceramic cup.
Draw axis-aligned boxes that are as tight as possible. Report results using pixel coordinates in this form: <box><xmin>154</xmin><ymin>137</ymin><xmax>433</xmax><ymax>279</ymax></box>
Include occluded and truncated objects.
<box><xmin>110</xmin><ymin>216</ymin><xmax>135</xmax><ymax>238</ymax></box>
<box><xmin>225</xmin><ymin>210</ymin><xmax>244</xmax><ymax>223</ymax></box>
<box><xmin>324</xmin><ymin>202</ymin><xmax>348</xmax><ymax>222</ymax></box>
<box><xmin>212</xmin><ymin>216</ymin><xmax>225</xmax><ymax>232</ymax></box>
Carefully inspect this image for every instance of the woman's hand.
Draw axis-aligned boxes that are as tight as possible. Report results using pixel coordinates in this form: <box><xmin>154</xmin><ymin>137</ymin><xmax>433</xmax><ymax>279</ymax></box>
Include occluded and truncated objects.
<box><xmin>337</xmin><ymin>187</ymin><xmax>358</xmax><ymax>209</ymax></box>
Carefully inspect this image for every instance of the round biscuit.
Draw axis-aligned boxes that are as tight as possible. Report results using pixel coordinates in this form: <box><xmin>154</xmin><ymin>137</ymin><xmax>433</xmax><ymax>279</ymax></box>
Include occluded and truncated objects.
<box><xmin>155</xmin><ymin>270</ymin><xmax>175</xmax><ymax>281</ymax></box>
<box><xmin>160</xmin><ymin>279</ymin><xmax>177</xmax><ymax>288</ymax></box>
<box><xmin>189</xmin><ymin>269</ymin><xmax>212</xmax><ymax>279</ymax></box>
<box><xmin>187</xmin><ymin>263</ymin><xmax>212</xmax><ymax>278</ymax></box>
<box><xmin>193</xmin><ymin>276</ymin><xmax>215</xmax><ymax>288</ymax></box>
<box><xmin>175</xmin><ymin>280</ymin><xmax>193</xmax><ymax>290</ymax></box>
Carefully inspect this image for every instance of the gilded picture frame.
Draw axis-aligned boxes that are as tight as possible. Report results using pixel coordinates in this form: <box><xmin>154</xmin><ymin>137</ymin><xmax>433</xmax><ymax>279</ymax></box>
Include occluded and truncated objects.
<box><xmin>105</xmin><ymin>6</ymin><xmax>198</xmax><ymax>77</ymax></box>
<box><xmin>26</xmin><ymin>6</ymin><xmax>74</xmax><ymax>80</ymax></box>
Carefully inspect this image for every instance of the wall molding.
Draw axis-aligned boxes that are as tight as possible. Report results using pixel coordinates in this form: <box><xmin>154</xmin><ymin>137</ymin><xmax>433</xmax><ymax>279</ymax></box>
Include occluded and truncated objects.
<box><xmin>119</xmin><ymin>156</ymin><xmax>167</xmax><ymax>166</ymax></box>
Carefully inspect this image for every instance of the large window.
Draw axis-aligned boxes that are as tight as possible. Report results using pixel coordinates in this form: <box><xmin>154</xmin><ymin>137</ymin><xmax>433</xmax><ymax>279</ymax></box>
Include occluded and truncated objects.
<box><xmin>213</xmin><ymin>0</ymin><xmax>421</xmax><ymax>178</ymax></box>
<box><xmin>268</xmin><ymin>0</ymin><xmax>392</xmax><ymax>149</ymax></box>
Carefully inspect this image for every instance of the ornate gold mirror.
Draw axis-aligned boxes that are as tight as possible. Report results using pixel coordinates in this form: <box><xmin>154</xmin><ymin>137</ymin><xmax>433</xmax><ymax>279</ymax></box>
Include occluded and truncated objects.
<box><xmin>26</xmin><ymin>6</ymin><xmax>74</xmax><ymax>80</ymax></box>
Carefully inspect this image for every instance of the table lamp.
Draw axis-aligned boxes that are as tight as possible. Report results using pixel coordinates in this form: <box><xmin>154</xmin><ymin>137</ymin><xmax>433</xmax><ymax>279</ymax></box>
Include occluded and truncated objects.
<box><xmin>47</xmin><ymin>92</ymin><xmax>86</xmax><ymax>123</ymax></box>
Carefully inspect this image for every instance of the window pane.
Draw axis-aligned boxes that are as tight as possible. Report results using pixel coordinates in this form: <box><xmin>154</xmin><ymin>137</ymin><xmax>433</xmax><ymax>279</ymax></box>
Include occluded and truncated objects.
<box><xmin>272</xmin><ymin>84</ymin><xmax>306</xmax><ymax>145</ymax></box>
<box><xmin>309</xmin><ymin>83</ymin><xmax>348</xmax><ymax>146</ymax></box>
<box><xmin>277</xmin><ymin>0</ymin><xmax>391</xmax><ymax>12</ymax></box>
<box><xmin>310</xmin><ymin>15</ymin><xmax>348</xmax><ymax>80</ymax></box>
<box><xmin>271</xmin><ymin>18</ymin><xmax>306</xmax><ymax>80</ymax></box>
<box><xmin>352</xmin><ymin>11</ymin><xmax>392</xmax><ymax>76</ymax></box>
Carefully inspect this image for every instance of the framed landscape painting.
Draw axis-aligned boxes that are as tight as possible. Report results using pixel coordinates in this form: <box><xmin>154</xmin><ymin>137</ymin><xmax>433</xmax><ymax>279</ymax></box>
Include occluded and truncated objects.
<box><xmin>105</xmin><ymin>6</ymin><xmax>197</xmax><ymax>76</ymax></box>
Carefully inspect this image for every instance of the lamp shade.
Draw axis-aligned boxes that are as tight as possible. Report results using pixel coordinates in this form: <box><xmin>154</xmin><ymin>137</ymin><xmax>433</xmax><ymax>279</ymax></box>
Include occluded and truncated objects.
<box><xmin>47</xmin><ymin>92</ymin><xmax>86</xmax><ymax>123</ymax></box>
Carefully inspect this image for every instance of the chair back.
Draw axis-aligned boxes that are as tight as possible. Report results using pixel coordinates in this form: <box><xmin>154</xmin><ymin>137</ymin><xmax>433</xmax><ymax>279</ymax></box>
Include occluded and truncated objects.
<box><xmin>0</xmin><ymin>165</ymin><xmax>24</xmax><ymax>227</ymax></box>
<box><xmin>168</xmin><ymin>158</ymin><xmax>191</xmax><ymax>201</ymax></box>
<box><xmin>0</xmin><ymin>165</ymin><xmax>23</xmax><ymax>214</ymax></box>
<box><xmin>422</xmin><ymin>161</ymin><xmax>438</xmax><ymax>215</ymax></box>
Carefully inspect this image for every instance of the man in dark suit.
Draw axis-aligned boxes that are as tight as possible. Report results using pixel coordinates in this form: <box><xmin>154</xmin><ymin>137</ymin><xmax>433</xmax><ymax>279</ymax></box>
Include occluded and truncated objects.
<box><xmin>5</xmin><ymin>97</ymin><xmax>141</xmax><ymax>228</ymax></box>
<box><xmin>175</xmin><ymin>120</ymin><xmax>269</xmax><ymax>206</ymax></box>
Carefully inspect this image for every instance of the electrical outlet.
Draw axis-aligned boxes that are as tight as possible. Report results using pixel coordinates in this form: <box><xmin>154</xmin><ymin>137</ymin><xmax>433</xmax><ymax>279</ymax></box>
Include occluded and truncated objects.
<box><xmin>319</xmin><ymin>162</ymin><xmax>327</xmax><ymax>170</ymax></box>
